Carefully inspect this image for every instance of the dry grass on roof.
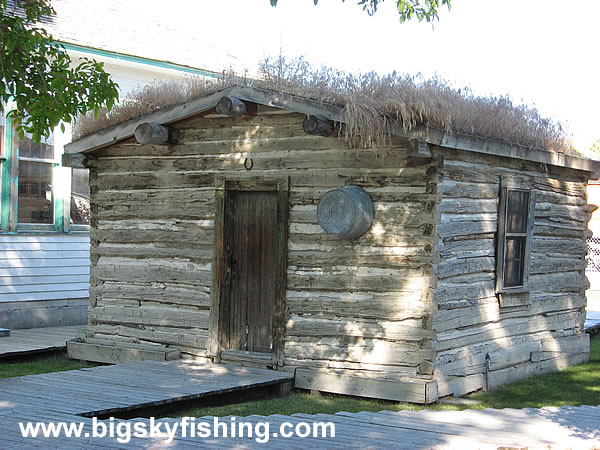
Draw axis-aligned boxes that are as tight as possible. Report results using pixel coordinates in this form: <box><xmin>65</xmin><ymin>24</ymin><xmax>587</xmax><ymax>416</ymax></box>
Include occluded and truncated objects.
<box><xmin>73</xmin><ymin>56</ymin><xmax>573</xmax><ymax>153</ymax></box>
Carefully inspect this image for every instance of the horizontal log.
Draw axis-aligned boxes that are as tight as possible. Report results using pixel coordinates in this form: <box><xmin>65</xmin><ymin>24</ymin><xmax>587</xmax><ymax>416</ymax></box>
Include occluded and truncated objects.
<box><xmin>539</xmin><ymin>333</ymin><xmax>590</xmax><ymax>353</ymax></box>
<box><xmin>434</xmin><ymin>295</ymin><xmax>586</xmax><ymax>336</ymax></box>
<box><xmin>435</xmin><ymin>351</ymin><xmax>487</xmax><ymax>377</ymax></box>
<box><xmin>96</xmin><ymin>143</ymin><xmax>421</xmax><ymax>174</ymax></box>
<box><xmin>528</xmin><ymin>272</ymin><xmax>587</xmax><ymax>294</ymax></box>
<box><xmin>93</xmin><ymin>257</ymin><xmax>212</xmax><ymax>285</ymax></box>
<box><xmin>436</xmin><ymin>374</ymin><xmax>485</xmax><ymax>398</ymax></box>
<box><xmin>529</xmin><ymin>256</ymin><xmax>584</xmax><ymax>274</ymax></box>
<box><xmin>434</xmin><ymin>280</ymin><xmax>496</xmax><ymax>305</ymax></box>
<box><xmin>442</xmin><ymin>158</ymin><xmax>587</xmax><ymax>197</ymax></box>
<box><xmin>437</xmin><ymin>219</ymin><xmax>497</xmax><ymax>241</ymax></box>
<box><xmin>284</xmin><ymin>340</ymin><xmax>433</xmax><ymax>365</ymax></box>
<box><xmin>287</xmin><ymin>251</ymin><xmax>432</xmax><ymax>270</ymax></box>
<box><xmin>487</xmin><ymin>353</ymin><xmax>589</xmax><ymax>389</ymax></box>
<box><xmin>94</xmin><ymin>171</ymin><xmax>214</xmax><ymax>191</ymax></box>
<box><xmin>286</xmin><ymin>315</ymin><xmax>433</xmax><ymax>341</ymax></box>
<box><xmin>283</xmin><ymin>356</ymin><xmax>420</xmax><ymax>375</ymax></box>
<box><xmin>435</xmin><ymin>311</ymin><xmax>585</xmax><ymax>352</ymax></box>
<box><xmin>286</xmin><ymin>290</ymin><xmax>434</xmax><ymax>320</ymax></box>
<box><xmin>530</xmin><ymin>237</ymin><xmax>587</xmax><ymax>256</ymax></box>
<box><xmin>436</xmin><ymin>329</ymin><xmax>574</xmax><ymax>363</ymax></box>
<box><xmin>433</xmin><ymin>302</ymin><xmax>499</xmax><ymax>333</ymax></box>
<box><xmin>486</xmin><ymin>341</ymin><xmax>543</xmax><ymax>371</ymax></box>
<box><xmin>90</xmin><ymin>281</ymin><xmax>210</xmax><ymax>308</ymax></box>
<box><xmin>287</xmin><ymin>266</ymin><xmax>432</xmax><ymax>292</ymax></box>
<box><xmin>290</xmin><ymin>189</ymin><xmax>436</xmax><ymax>205</ymax></box>
<box><xmin>438</xmin><ymin>198</ymin><xmax>498</xmax><ymax>214</ymax></box>
<box><xmin>177</xmin><ymin>111</ymin><xmax>302</xmax><ymax>135</ymax></box>
<box><xmin>536</xmin><ymin>191</ymin><xmax>586</xmax><ymax>206</ymax></box>
<box><xmin>180</xmin><ymin>123</ymin><xmax>306</xmax><ymax>143</ymax></box>
<box><xmin>91</xmin><ymin>227</ymin><xmax>214</xmax><ymax>247</ymax></box>
<box><xmin>91</xmin><ymin>243</ymin><xmax>213</xmax><ymax>261</ymax></box>
<box><xmin>533</xmin><ymin>224</ymin><xmax>586</xmax><ymax>239</ymax></box>
<box><xmin>437</xmin><ymin>239</ymin><xmax>495</xmax><ymax>260</ymax></box>
<box><xmin>439</xmin><ymin>180</ymin><xmax>499</xmax><ymax>199</ymax></box>
<box><xmin>435</xmin><ymin>256</ymin><xmax>496</xmax><ymax>280</ymax></box>
<box><xmin>89</xmin><ymin>305</ymin><xmax>210</xmax><ymax>329</ymax></box>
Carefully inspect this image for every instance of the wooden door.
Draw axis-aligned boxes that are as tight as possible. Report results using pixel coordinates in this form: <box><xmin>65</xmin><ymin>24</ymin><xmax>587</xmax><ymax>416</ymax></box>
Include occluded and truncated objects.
<box><xmin>220</xmin><ymin>190</ymin><xmax>279</xmax><ymax>353</ymax></box>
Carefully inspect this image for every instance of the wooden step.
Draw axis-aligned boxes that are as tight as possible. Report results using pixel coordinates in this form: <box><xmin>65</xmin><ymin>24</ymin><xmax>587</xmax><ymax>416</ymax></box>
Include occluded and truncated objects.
<box><xmin>67</xmin><ymin>337</ymin><xmax>181</xmax><ymax>364</ymax></box>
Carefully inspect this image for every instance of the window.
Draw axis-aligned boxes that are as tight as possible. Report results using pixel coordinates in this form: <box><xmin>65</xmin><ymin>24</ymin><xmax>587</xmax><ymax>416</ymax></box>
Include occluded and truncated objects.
<box><xmin>70</xmin><ymin>168</ymin><xmax>90</xmax><ymax>225</ymax></box>
<box><xmin>0</xmin><ymin>108</ymin><xmax>87</xmax><ymax>233</ymax></box>
<box><xmin>496</xmin><ymin>182</ymin><xmax>536</xmax><ymax>292</ymax></box>
<box><xmin>17</xmin><ymin>133</ymin><xmax>55</xmax><ymax>224</ymax></box>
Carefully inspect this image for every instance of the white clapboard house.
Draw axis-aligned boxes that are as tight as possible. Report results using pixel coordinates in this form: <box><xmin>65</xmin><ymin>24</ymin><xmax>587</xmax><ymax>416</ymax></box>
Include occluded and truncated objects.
<box><xmin>1</xmin><ymin>0</ymin><xmax>240</xmax><ymax>329</ymax></box>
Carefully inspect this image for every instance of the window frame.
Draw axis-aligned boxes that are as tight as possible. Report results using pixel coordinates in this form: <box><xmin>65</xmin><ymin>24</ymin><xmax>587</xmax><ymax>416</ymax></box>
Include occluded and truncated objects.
<box><xmin>0</xmin><ymin>107</ymin><xmax>88</xmax><ymax>234</ymax></box>
<box><xmin>495</xmin><ymin>179</ymin><xmax>536</xmax><ymax>294</ymax></box>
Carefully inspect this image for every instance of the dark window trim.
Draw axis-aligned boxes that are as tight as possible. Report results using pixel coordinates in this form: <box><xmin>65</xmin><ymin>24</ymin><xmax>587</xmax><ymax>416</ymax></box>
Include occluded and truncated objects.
<box><xmin>496</xmin><ymin>179</ymin><xmax>536</xmax><ymax>294</ymax></box>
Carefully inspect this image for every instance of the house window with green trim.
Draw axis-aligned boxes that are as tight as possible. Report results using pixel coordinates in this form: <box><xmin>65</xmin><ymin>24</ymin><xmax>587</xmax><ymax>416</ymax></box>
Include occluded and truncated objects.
<box><xmin>0</xmin><ymin>110</ymin><xmax>89</xmax><ymax>233</ymax></box>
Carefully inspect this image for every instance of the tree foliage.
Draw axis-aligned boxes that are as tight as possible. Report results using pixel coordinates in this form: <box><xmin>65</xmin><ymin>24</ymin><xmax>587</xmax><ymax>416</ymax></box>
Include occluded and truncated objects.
<box><xmin>589</xmin><ymin>140</ymin><xmax>600</xmax><ymax>155</ymax></box>
<box><xmin>270</xmin><ymin>0</ymin><xmax>451</xmax><ymax>23</ymax></box>
<box><xmin>0</xmin><ymin>0</ymin><xmax>119</xmax><ymax>142</ymax></box>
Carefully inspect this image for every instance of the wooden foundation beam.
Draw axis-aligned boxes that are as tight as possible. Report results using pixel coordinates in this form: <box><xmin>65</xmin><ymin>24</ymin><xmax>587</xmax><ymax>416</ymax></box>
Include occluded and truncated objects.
<box><xmin>294</xmin><ymin>368</ymin><xmax>438</xmax><ymax>404</ymax></box>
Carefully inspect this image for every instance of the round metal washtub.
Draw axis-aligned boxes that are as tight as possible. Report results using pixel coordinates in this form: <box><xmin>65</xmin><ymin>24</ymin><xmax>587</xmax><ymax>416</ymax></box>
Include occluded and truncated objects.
<box><xmin>317</xmin><ymin>185</ymin><xmax>374</xmax><ymax>240</ymax></box>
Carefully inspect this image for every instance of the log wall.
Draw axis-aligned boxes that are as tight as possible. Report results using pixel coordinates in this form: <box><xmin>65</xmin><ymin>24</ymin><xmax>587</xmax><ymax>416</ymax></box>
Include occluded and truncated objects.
<box><xmin>433</xmin><ymin>148</ymin><xmax>592</xmax><ymax>397</ymax></box>
<box><xmin>86</xmin><ymin>108</ymin><xmax>437</xmax><ymax>380</ymax></box>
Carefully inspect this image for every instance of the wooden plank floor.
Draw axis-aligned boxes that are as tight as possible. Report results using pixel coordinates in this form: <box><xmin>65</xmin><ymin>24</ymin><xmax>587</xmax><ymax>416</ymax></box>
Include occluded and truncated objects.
<box><xmin>0</xmin><ymin>326</ymin><xmax>85</xmax><ymax>358</ymax></box>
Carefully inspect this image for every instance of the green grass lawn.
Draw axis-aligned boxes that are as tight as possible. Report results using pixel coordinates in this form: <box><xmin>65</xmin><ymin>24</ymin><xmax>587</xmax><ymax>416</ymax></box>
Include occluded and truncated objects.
<box><xmin>177</xmin><ymin>335</ymin><xmax>600</xmax><ymax>418</ymax></box>
<box><xmin>0</xmin><ymin>351</ymin><xmax>98</xmax><ymax>379</ymax></box>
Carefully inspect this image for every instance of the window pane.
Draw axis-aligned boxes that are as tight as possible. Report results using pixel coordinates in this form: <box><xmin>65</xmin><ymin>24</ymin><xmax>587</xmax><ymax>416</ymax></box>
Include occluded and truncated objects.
<box><xmin>18</xmin><ymin>161</ymin><xmax>53</xmax><ymax>224</ymax></box>
<box><xmin>504</xmin><ymin>236</ymin><xmax>526</xmax><ymax>287</ymax></box>
<box><xmin>19</xmin><ymin>132</ymin><xmax>54</xmax><ymax>159</ymax></box>
<box><xmin>70</xmin><ymin>168</ymin><xmax>90</xmax><ymax>225</ymax></box>
<box><xmin>506</xmin><ymin>190</ymin><xmax>529</xmax><ymax>233</ymax></box>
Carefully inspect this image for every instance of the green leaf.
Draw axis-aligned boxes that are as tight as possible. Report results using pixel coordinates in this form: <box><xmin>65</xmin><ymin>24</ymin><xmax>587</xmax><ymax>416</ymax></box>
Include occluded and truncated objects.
<box><xmin>0</xmin><ymin>0</ymin><xmax>119</xmax><ymax>142</ymax></box>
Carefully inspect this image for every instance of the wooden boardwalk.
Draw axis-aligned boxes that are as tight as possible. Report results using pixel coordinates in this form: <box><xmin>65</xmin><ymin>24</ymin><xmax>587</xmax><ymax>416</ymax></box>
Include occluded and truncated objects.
<box><xmin>0</xmin><ymin>326</ymin><xmax>84</xmax><ymax>358</ymax></box>
<box><xmin>0</xmin><ymin>359</ymin><xmax>598</xmax><ymax>447</ymax></box>
<box><xmin>586</xmin><ymin>311</ymin><xmax>600</xmax><ymax>332</ymax></box>
<box><xmin>0</xmin><ymin>360</ymin><xmax>293</xmax><ymax>417</ymax></box>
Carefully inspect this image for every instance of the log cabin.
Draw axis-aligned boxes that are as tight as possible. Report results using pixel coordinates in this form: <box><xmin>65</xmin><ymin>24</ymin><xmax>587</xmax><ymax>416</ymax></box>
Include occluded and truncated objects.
<box><xmin>64</xmin><ymin>85</ymin><xmax>600</xmax><ymax>404</ymax></box>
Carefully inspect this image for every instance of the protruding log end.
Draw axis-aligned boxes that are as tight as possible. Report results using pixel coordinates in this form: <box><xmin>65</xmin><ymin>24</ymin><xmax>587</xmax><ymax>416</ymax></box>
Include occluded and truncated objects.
<box><xmin>302</xmin><ymin>115</ymin><xmax>334</xmax><ymax>137</ymax></box>
<box><xmin>134</xmin><ymin>122</ymin><xmax>178</xmax><ymax>145</ymax></box>
<box><xmin>216</xmin><ymin>96</ymin><xmax>247</xmax><ymax>116</ymax></box>
<box><xmin>61</xmin><ymin>152</ymin><xmax>88</xmax><ymax>168</ymax></box>
<box><xmin>406</xmin><ymin>139</ymin><xmax>432</xmax><ymax>158</ymax></box>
